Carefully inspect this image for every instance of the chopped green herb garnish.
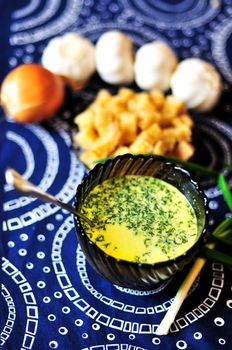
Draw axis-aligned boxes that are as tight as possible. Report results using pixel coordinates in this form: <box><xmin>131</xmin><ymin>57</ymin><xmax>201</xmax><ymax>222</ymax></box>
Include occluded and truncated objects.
<box><xmin>95</xmin><ymin>235</ymin><xmax>104</xmax><ymax>242</ymax></box>
<box><xmin>81</xmin><ymin>175</ymin><xmax>197</xmax><ymax>263</ymax></box>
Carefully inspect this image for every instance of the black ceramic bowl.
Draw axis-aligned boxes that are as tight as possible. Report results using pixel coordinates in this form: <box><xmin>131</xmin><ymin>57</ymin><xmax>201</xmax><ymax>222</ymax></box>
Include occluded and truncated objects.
<box><xmin>74</xmin><ymin>154</ymin><xmax>209</xmax><ymax>290</ymax></box>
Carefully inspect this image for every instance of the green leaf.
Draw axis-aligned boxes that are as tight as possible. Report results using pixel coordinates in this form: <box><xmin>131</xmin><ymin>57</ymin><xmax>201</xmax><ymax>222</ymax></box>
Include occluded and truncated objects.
<box><xmin>212</xmin><ymin>216</ymin><xmax>232</xmax><ymax>236</ymax></box>
<box><xmin>213</xmin><ymin>227</ymin><xmax>232</xmax><ymax>238</ymax></box>
<box><xmin>212</xmin><ymin>224</ymin><xmax>232</xmax><ymax>245</ymax></box>
<box><xmin>214</xmin><ymin>235</ymin><xmax>232</xmax><ymax>246</ymax></box>
<box><xmin>218</xmin><ymin>174</ymin><xmax>232</xmax><ymax>212</ymax></box>
<box><xmin>201</xmin><ymin>247</ymin><xmax>232</xmax><ymax>265</ymax></box>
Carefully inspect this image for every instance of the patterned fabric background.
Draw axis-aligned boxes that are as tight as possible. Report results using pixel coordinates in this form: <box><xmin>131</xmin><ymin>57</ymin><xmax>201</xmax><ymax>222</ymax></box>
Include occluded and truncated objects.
<box><xmin>1</xmin><ymin>1</ymin><xmax>232</xmax><ymax>349</ymax></box>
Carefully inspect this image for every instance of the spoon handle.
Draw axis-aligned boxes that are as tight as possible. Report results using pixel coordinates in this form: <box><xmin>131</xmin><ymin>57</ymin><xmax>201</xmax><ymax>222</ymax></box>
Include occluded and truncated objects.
<box><xmin>6</xmin><ymin>168</ymin><xmax>94</xmax><ymax>227</ymax></box>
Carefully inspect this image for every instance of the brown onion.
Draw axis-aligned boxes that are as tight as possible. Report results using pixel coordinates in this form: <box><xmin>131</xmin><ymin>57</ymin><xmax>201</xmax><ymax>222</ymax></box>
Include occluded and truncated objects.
<box><xmin>0</xmin><ymin>63</ymin><xmax>65</xmax><ymax>123</ymax></box>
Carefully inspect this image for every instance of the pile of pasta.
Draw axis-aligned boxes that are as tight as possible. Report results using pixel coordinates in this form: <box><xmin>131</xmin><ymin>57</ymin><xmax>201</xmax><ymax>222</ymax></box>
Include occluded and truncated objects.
<box><xmin>74</xmin><ymin>88</ymin><xmax>195</xmax><ymax>168</ymax></box>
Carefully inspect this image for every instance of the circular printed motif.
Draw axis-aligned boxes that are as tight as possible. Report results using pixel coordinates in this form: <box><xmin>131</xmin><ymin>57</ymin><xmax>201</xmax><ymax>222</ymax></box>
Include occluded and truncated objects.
<box><xmin>62</xmin><ymin>306</ymin><xmax>71</xmax><ymax>314</ymax></box>
<box><xmin>36</xmin><ymin>252</ymin><xmax>45</xmax><ymax>259</ymax></box>
<box><xmin>48</xmin><ymin>314</ymin><xmax>56</xmax><ymax>322</ymax></box>
<box><xmin>18</xmin><ymin>248</ymin><xmax>27</xmax><ymax>256</ymax></box>
<box><xmin>79</xmin><ymin>21</ymin><xmax>167</xmax><ymax>47</ymax></box>
<box><xmin>48</xmin><ymin>340</ymin><xmax>58</xmax><ymax>348</ymax></box>
<box><xmin>214</xmin><ymin>317</ymin><xmax>225</xmax><ymax>326</ymax></box>
<box><xmin>43</xmin><ymin>266</ymin><xmax>51</xmax><ymax>273</ymax></box>
<box><xmin>211</xmin><ymin>18</ymin><xmax>232</xmax><ymax>82</ymax></box>
<box><xmin>26</xmin><ymin>263</ymin><xmax>34</xmax><ymax>269</ymax></box>
<box><xmin>7</xmin><ymin>241</ymin><xmax>15</xmax><ymax>248</ymax></box>
<box><xmin>37</xmin><ymin>234</ymin><xmax>46</xmax><ymax>242</ymax></box>
<box><xmin>194</xmin><ymin>332</ymin><xmax>203</xmax><ymax>340</ymax></box>
<box><xmin>20</xmin><ymin>233</ymin><xmax>29</xmax><ymax>241</ymax></box>
<box><xmin>37</xmin><ymin>281</ymin><xmax>46</xmax><ymax>289</ymax></box>
<box><xmin>92</xmin><ymin>323</ymin><xmax>100</xmax><ymax>331</ymax></box>
<box><xmin>10</xmin><ymin>0</ymin><xmax>84</xmax><ymax>45</ymax></box>
<box><xmin>121</xmin><ymin>0</ymin><xmax>220</xmax><ymax>29</ymax></box>
<box><xmin>152</xmin><ymin>337</ymin><xmax>161</xmax><ymax>345</ymax></box>
<box><xmin>176</xmin><ymin>340</ymin><xmax>188</xmax><ymax>349</ymax></box>
<box><xmin>3</xmin><ymin>120</ymin><xmax>86</xmax><ymax>232</ymax></box>
<box><xmin>43</xmin><ymin>297</ymin><xmax>51</xmax><ymax>303</ymax></box>
<box><xmin>58</xmin><ymin>327</ymin><xmax>68</xmax><ymax>335</ymax></box>
<box><xmin>75</xmin><ymin>319</ymin><xmax>83</xmax><ymax>327</ymax></box>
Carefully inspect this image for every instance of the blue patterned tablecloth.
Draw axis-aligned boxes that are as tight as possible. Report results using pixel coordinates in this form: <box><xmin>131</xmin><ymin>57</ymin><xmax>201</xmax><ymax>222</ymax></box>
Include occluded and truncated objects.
<box><xmin>1</xmin><ymin>1</ymin><xmax>232</xmax><ymax>349</ymax></box>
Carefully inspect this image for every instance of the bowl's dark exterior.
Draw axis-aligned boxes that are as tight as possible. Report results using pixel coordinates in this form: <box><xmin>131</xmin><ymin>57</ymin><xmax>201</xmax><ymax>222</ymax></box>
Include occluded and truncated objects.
<box><xmin>74</xmin><ymin>154</ymin><xmax>209</xmax><ymax>290</ymax></box>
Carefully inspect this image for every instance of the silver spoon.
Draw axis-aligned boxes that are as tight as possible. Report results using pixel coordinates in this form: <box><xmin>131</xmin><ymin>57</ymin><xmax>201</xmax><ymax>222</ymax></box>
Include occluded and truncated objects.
<box><xmin>5</xmin><ymin>168</ymin><xmax>94</xmax><ymax>227</ymax></box>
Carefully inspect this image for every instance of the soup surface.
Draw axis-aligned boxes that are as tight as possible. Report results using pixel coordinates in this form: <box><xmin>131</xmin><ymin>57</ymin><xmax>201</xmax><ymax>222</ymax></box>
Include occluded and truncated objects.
<box><xmin>81</xmin><ymin>175</ymin><xmax>198</xmax><ymax>263</ymax></box>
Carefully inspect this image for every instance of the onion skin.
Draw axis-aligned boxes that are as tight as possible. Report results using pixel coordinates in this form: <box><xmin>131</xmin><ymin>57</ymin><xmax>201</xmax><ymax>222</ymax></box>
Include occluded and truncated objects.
<box><xmin>0</xmin><ymin>63</ymin><xmax>65</xmax><ymax>123</ymax></box>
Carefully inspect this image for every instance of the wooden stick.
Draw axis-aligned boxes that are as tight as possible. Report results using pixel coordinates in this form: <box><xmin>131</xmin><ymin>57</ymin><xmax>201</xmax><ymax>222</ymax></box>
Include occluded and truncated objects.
<box><xmin>155</xmin><ymin>257</ymin><xmax>206</xmax><ymax>336</ymax></box>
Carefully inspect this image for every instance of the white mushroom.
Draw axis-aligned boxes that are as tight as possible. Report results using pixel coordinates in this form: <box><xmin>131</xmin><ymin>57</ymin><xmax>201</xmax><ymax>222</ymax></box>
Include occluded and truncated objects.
<box><xmin>41</xmin><ymin>32</ymin><xmax>95</xmax><ymax>89</ymax></box>
<box><xmin>171</xmin><ymin>58</ymin><xmax>222</xmax><ymax>112</ymax></box>
<box><xmin>95</xmin><ymin>31</ymin><xmax>134</xmax><ymax>85</ymax></box>
<box><xmin>134</xmin><ymin>41</ymin><xmax>178</xmax><ymax>91</ymax></box>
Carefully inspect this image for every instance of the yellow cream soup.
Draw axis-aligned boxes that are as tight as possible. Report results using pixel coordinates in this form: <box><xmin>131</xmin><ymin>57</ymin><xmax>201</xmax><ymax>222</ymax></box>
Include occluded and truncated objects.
<box><xmin>81</xmin><ymin>175</ymin><xmax>198</xmax><ymax>264</ymax></box>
